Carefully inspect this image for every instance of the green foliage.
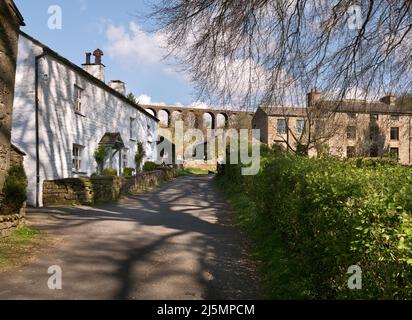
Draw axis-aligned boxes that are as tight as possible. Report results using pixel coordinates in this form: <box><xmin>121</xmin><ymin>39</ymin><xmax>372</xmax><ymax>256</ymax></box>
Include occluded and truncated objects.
<box><xmin>13</xmin><ymin>227</ymin><xmax>41</xmax><ymax>238</ymax></box>
<box><xmin>102</xmin><ymin>168</ymin><xmax>117</xmax><ymax>177</ymax></box>
<box><xmin>1</xmin><ymin>165</ymin><xmax>28</xmax><ymax>215</ymax></box>
<box><xmin>127</xmin><ymin>92</ymin><xmax>137</xmax><ymax>104</ymax></box>
<box><xmin>123</xmin><ymin>167</ymin><xmax>135</xmax><ymax>177</ymax></box>
<box><xmin>135</xmin><ymin>142</ymin><xmax>146</xmax><ymax>172</ymax></box>
<box><xmin>93</xmin><ymin>146</ymin><xmax>108</xmax><ymax>174</ymax></box>
<box><xmin>143</xmin><ymin>161</ymin><xmax>157</xmax><ymax>172</ymax></box>
<box><xmin>215</xmin><ymin>177</ymin><xmax>315</xmax><ymax>299</ymax></box>
<box><xmin>295</xmin><ymin>142</ymin><xmax>309</xmax><ymax>156</ymax></box>
<box><xmin>219</xmin><ymin>155</ymin><xmax>412</xmax><ymax>299</ymax></box>
<box><xmin>347</xmin><ymin>157</ymin><xmax>400</xmax><ymax>168</ymax></box>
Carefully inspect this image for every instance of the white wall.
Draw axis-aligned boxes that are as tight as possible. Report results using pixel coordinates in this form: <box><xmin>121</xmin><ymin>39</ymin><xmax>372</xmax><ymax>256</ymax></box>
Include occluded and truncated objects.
<box><xmin>11</xmin><ymin>34</ymin><xmax>158</xmax><ymax>207</ymax></box>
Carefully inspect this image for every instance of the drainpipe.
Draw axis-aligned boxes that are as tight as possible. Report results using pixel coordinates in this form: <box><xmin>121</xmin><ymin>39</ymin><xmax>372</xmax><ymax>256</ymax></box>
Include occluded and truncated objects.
<box><xmin>35</xmin><ymin>53</ymin><xmax>47</xmax><ymax>207</ymax></box>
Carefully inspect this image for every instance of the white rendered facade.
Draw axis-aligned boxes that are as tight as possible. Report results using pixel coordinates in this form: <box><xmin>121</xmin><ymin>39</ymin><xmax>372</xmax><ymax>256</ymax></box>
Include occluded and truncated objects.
<box><xmin>11</xmin><ymin>33</ymin><xmax>158</xmax><ymax>207</ymax></box>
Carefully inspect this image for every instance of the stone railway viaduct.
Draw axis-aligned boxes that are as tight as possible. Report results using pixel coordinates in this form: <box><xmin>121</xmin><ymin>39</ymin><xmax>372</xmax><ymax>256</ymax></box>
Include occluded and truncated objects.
<box><xmin>141</xmin><ymin>104</ymin><xmax>255</xmax><ymax>129</ymax></box>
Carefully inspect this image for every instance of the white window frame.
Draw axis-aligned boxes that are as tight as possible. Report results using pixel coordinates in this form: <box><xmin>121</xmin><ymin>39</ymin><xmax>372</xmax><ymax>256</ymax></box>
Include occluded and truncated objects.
<box><xmin>277</xmin><ymin>119</ymin><xmax>287</xmax><ymax>135</ymax></box>
<box><xmin>74</xmin><ymin>85</ymin><xmax>84</xmax><ymax>114</ymax></box>
<box><xmin>72</xmin><ymin>144</ymin><xmax>84</xmax><ymax>173</ymax></box>
<box><xmin>296</xmin><ymin>119</ymin><xmax>305</xmax><ymax>135</ymax></box>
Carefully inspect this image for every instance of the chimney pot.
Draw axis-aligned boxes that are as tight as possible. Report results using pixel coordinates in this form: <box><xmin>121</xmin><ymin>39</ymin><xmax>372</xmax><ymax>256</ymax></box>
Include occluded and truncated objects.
<box><xmin>85</xmin><ymin>52</ymin><xmax>91</xmax><ymax>65</ymax></box>
<box><xmin>93</xmin><ymin>49</ymin><xmax>104</xmax><ymax>65</ymax></box>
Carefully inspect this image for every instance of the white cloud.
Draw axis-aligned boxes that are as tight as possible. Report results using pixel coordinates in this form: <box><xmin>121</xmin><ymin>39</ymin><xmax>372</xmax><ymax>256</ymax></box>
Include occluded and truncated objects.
<box><xmin>103</xmin><ymin>21</ymin><xmax>191</xmax><ymax>84</ymax></box>
<box><xmin>188</xmin><ymin>101</ymin><xmax>210</xmax><ymax>110</ymax></box>
<box><xmin>136</xmin><ymin>94</ymin><xmax>152</xmax><ymax>104</ymax></box>
<box><xmin>137</xmin><ymin>94</ymin><xmax>166</xmax><ymax>106</ymax></box>
<box><xmin>104</xmin><ymin>22</ymin><xmax>167</xmax><ymax>67</ymax></box>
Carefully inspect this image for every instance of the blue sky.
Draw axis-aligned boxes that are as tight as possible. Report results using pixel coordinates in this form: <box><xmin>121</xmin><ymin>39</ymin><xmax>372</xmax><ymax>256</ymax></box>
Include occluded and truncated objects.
<box><xmin>15</xmin><ymin>0</ymin><xmax>194</xmax><ymax>106</ymax></box>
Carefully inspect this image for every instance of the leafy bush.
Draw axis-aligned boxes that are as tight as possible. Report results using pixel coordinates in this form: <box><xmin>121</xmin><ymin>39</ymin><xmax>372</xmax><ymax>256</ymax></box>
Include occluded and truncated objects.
<box><xmin>346</xmin><ymin>157</ymin><xmax>400</xmax><ymax>168</ymax></box>
<box><xmin>219</xmin><ymin>154</ymin><xmax>412</xmax><ymax>299</ymax></box>
<box><xmin>143</xmin><ymin>161</ymin><xmax>157</xmax><ymax>172</ymax></box>
<box><xmin>1</xmin><ymin>165</ymin><xmax>28</xmax><ymax>215</ymax></box>
<box><xmin>102</xmin><ymin>168</ymin><xmax>117</xmax><ymax>177</ymax></box>
<box><xmin>123</xmin><ymin>167</ymin><xmax>135</xmax><ymax>177</ymax></box>
<box><xmin>93</xmin><ymin>146</ymin><xmax>108</xmax><ymax>174</ymax></box>
<box><xmin>135</xmin><ymin>142</ymin><xmax>146</xmax><ymax>172</ymax></box>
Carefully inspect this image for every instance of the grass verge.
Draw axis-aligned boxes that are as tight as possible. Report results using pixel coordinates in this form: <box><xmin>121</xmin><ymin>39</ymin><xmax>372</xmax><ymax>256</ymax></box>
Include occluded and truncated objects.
<box><xmin>0</xmin><ymin>227</ymin><xmax>44</xmax><ymax>272</ymax></box>
<box><xmin>176</xmin><ymin>167</ymin><xmax>211</xmax><ymax>176</ymax></box>
<box><xmin>215</xmin><ymin>176</ymin><xmax>315</xmax><ymax>299</ymax></box>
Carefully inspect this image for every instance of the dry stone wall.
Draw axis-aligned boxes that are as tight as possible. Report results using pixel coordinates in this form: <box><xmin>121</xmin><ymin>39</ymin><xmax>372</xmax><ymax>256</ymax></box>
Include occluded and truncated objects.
<box><xmin>0</xmin><ymin>205</ymin><xmax>26</xmax><ymax>238</ymax></box>
<box><xmin>43</xmin><ymin>169</ymin><xmax>176</xmax><ymax>207</ymax></box>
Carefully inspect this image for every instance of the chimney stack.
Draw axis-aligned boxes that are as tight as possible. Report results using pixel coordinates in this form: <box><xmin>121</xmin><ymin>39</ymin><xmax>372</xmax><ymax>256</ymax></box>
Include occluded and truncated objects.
<box><xmin>380</xmin><ymin>94</ymin><xmax>397</xmax><ymax>106</ymax></box>
<box><xmin>108</xmin><ymin>80</ymin><xmax>126</xmax><ymax>96</ymax></box>
<box><xmin>82</xmin><ymin>49</ymin><xmax>105</xmax><ymax>82</ymax></box>
<box><xmin>307</xmin><ymin>88</ymin><xmax>322</xmax><ymax>107</ymax></box>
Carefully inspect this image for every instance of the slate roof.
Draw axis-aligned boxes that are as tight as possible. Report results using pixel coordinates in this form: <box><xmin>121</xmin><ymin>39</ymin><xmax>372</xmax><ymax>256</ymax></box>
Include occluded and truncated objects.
<box><xmin>99</xmin><ymin>133</ymin><xmax>125</xmax><ymax>149</ymax></box>
<box><xmin>259</xmin><ymin>100</ymin><xmax>412</xmax><ymax>117</ymax></box>
<box><xmin>259</xmin><ymin>106</ymin><xmax>308</xmax><ymax>117</ymax></box>
<box><xmin>19</xmin><ymin>31</ymin><xmax>159</xmax><ymax>122</ymax></box>
<box><xmin>318</xmin><ymin>100</ymin><xmax>412</xmax><ymax>115</ymax></box>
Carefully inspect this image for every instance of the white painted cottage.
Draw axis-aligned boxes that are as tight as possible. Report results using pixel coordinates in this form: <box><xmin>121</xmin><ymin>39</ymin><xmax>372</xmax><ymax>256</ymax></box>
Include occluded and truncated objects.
<box><xmin>11</xmin><ymin>32</ymin><xmax>159</xmax><ymax>207</ymax></box>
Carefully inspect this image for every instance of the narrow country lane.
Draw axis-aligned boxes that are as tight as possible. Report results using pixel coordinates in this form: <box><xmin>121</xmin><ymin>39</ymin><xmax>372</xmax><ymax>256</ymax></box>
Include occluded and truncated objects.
<box><xmin>0</xmin><ymin>175</ymin><xmax>261</xmax><ymax>300</ymax></box>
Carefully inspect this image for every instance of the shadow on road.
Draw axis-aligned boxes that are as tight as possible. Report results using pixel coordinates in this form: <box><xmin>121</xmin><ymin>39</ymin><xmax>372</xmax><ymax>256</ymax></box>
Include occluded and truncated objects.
<box><xmin>0</xmin><ymin>175</ymin><xmax>261</xmax><ymax>300</ymax></box>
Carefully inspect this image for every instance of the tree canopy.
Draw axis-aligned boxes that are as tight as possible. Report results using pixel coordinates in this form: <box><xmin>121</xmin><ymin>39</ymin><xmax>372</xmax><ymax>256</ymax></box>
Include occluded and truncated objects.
<box><xmin>151</xmin><ymin>0</ymin><xmax>412</xmax><ymax>109</ymax></box>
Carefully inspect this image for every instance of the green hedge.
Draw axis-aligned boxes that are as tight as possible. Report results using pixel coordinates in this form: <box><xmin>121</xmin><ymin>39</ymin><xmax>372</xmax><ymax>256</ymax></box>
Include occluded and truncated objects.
<box><xmin>102</xmin><ymin>168</ymin><xmax>117</xmax><ymax>177</ymax></box>
<box><xmin>1</xmin><ymin>165</ymin><xmax>28</xmax><ymax>215</ymax></box>
<box><xmin>143</xmin><ymin>161</ymin><xmax>157</xmax><ymax>172</ymax></box>
<box><xmin>220</xmin><ymin>155</ymin><xmax>412</xmax><ymax>299</ymax></box>
<box><xmin>123</xmin><ymin>167</ymin><xmax>135</xmax><ymax>177</ymax></box>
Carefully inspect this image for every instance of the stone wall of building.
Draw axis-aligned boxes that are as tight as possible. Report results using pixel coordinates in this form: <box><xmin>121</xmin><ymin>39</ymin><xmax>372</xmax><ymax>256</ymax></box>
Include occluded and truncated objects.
<box><xmin>0</xmin><ymin>1</ymin><xmax>24</xmax><ymax>206</ymax></box>
<box><xmin>257</xmin><ymin>107</ymin><xmax>412</xmax><ymax>165</ymax></box>
<box><xmin>42</xmin><ymin>169</ymin><xmax>176</xmax><ymax>207</ymax></box>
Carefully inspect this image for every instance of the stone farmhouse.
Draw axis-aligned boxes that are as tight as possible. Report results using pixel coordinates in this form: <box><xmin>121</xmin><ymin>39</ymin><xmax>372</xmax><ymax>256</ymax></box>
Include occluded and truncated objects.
<box><xmin>11</xmin><ymin>32</ymin><xmax>159</xmax><ymax>207</ymax></box>
<box><xmin>253</xmin><ymin>90</ymin><xmax>412</xmax><ymax>165</ymax></box>
<box><xmin>0</xmin><ymin>0</ymin><xmax>25</xmax><ymax>206</ymax></box>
